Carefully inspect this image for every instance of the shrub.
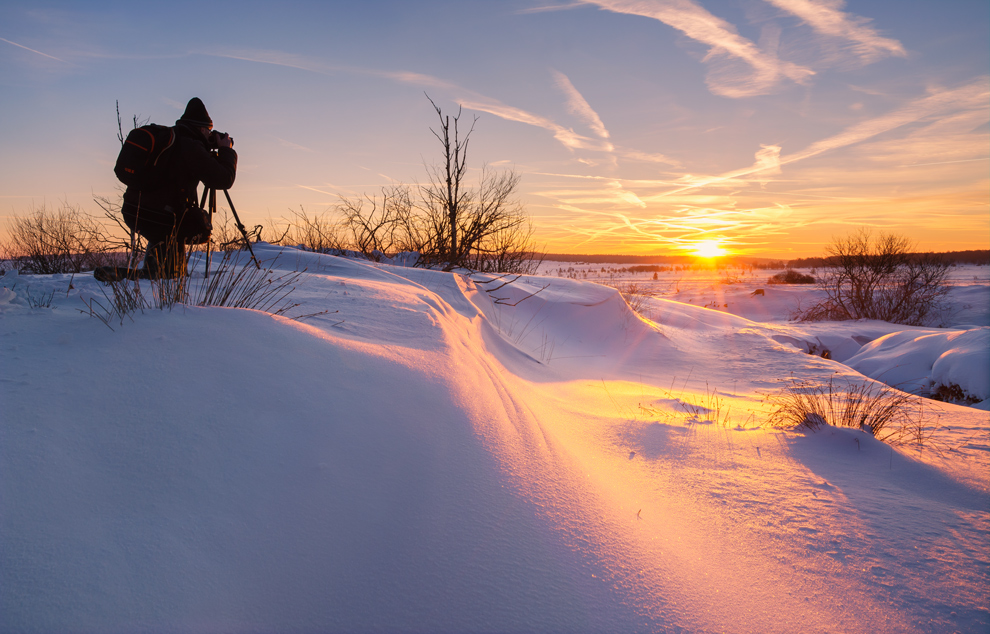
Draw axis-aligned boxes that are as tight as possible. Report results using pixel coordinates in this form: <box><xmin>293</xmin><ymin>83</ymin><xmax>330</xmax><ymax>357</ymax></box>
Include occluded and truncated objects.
<box><xmin>618</xmin><ymin>282</ymin><xmax>650</xmax><ymax>314</ymax></box>
<box><xmin>768</xmin><ymin>269</ymin><xmax>815</xmax><ymax>284</ymax></box>
<box><xmin>274</xmin><ymin>207</ymin><xmax>345</xmax><ymax>254</ymax></box>
<box><xmin>931</xmin><ymin>383</ymin><xmax>981</xmax><ymax>405</ymax></box>
<box><xmin>4</xmin><ymin>203</ymin><xmax>124</xmax><ymax>274</ymax></box>
<box><xmin>338</xmin><ymin>185</ymin><xmax>417</xmax><ymax>261</ymax></box>
<box><xmin>765</xmin><ymin>375</ymin><xmax>939</xmax><ymax>447</ymax></box>
<box><xmin>797</xmin><ymin>230</ymin><xmax>950</xmax><ymax>325</ymax></box>
<box><xmin>719</xmin><ymin>269</ymin><xmax>742</xmax><ymax>285</ymax></box>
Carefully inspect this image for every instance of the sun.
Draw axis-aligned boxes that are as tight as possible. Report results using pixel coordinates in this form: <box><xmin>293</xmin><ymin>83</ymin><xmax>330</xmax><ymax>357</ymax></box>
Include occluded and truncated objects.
<box><xmin>693</xmin><ymin>240</ymin><xmax>727</xmax><ymax>258</ymax></box>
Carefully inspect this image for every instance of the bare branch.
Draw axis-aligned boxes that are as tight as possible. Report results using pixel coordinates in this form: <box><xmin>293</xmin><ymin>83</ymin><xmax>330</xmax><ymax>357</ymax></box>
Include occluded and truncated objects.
<box><xmin>798</xmin><ymin>229</ymin><xmax>950</xmax><ymax>326</ymax></box>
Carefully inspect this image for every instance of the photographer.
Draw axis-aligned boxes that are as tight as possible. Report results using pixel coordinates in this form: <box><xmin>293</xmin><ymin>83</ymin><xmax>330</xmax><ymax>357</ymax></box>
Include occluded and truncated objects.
<box><xmin>118</xmin><ymin>97</ymin><xmax>237</xmax><ymax>279</ymax></box>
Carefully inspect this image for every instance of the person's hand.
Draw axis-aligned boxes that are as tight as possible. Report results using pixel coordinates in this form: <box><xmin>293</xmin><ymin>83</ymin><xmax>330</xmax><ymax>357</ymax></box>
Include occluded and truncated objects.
<box><xmin>214</xmin><ymin>132</ymin><xmax>233</xmax><ymax>149</ymax></box>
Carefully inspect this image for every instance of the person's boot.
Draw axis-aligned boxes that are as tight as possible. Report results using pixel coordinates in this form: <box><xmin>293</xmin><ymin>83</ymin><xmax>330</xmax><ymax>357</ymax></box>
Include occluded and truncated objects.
<box><xmin>161</xmin><ymin>241</ymin><xmax>188</xmax><ymax>279</ymax></box>
<box><xmin>93</xmin><ymin>261</ymin><xmax>145</xmax><ymax>283</ymax></box>
<box><xmin>141</xmin><ymin>241</ymin><xmax>166</xmax><ymax>279</ymax></box>
<box><xmin>142</xmin><ymin>239</ymin><xmax>188</xmax><ymax>279</ymax></box>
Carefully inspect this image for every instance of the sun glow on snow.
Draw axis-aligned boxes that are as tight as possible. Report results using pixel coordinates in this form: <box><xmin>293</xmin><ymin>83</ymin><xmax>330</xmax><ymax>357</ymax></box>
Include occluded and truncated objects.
<box><xmin>693</xmin><ymin>240</ymin><xmax>727</xmax><ymax>258</ymax></box>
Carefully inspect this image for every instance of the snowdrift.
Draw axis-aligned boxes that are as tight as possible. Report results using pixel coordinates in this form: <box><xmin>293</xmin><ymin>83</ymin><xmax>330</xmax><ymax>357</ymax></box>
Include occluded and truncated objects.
<box><xmin>1</xmin><ymin>245</ymin><xmax>988</xmax><ymax>634</ymax></box>
<box><xmin>847</xmin><ymin>327</ymin><xmax>990</xmax><ymax>406</ymax></box>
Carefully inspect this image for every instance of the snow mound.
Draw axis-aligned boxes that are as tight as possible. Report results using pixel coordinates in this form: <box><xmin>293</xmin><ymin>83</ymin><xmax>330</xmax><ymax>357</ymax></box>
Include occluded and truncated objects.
<box><xmin>846</xmin><ymin>327</ymin><xmax>990</xmax><ymax>404</ymax></box>
<box><xmin>2</xmin><ymin>247</ymin><xmax>988</xmax><ymax>633</ymax></box>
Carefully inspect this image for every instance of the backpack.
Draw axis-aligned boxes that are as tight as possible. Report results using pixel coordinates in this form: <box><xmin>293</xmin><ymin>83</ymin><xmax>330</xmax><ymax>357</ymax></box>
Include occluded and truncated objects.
<box><xmin>114</xmin><ymin>124</ymin><xmax>176</xmax><ymax>189</ymax></box>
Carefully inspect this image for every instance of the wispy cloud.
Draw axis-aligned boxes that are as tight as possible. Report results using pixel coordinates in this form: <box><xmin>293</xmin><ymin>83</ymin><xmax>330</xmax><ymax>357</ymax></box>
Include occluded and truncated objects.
<box><xmin>458</xmin><ymin>99</ymin><xmax>613</xmax><ymax>152</ymax></box>
<box><xmin>782</xmin><ymin>78</ymin><xmax>988</xmax><ymax>165</ymax></box>
<box><xmin>295</xmin><ymin>184</ymin><xmax>339</xmax><ymax>198</ymax></box>
<box><xmin>211</xmin><ymin>46</ymin><xmax>678</xmax><ymax>177</ymax></box>
<box><xmin>208</xmin><ymin>47</ymin><xmax>610</xmax><ymax>155</ymax></box>
<box><xmin>276</xmin><ymin>137</ymin><xmax>315</xmax><ymax>153</ymax></box>
<box><xmin>614</xmin><ymin>148</ymin><xmax>681</xmax><ymax>166</ymax></box>
<box><xmin>763</xmin><ymin>0</ymin><xmax>905</xmax><ymax>63</ymax></box>
<box><xmin>549</xmin><ymin>202</ymin><xmax>792</xmax><ymax>252</ymax></box>
<box><xmin>584</xmin><ymin>0</ymin><xmax>814</xmax><ymax>97</ymax></box>
<box><xmin>537</xmin><ymin>180</ymin><xmax>647</xmax><ymax>208</ymax></box>
<box><xmin>848</xmin><ymin>83</ymin><xmax>888</xmax><ymax>97</ymax></box>
<box><xmin>752</xmin><ymin>144</ymin><xmax>782</xmax><ymax>185</ymax></box>
<box><xmin>551</xmin><ymin>69</ymin><xmax>610</xmax><ymax>138</ymax></box>
<box><xmin>663</xmin><ymin>143</ymin><xmax>786</xmax><ymax>195</ymax></box>
<box><xmin>517</xmin><ymin>2</ymin><xmax>593</xmax><ymax>14</ymax></box>
<box><xmin>208</xmin><ymin>47</ymin><xmax>460</xmax><ymax>91</ymax></box>
<box><xmin>380</xmin><ymin>70</ymin><xmax>462</xmax><ymax>91</ymax></box>
<box><xmin>210</xmin><ymin>47</ymin><xmax>685</xmax><ymax>168</ymax></box>
<box><xmin>209</xmin><ymin>48</ymin><xmax>331</xmax><ymax>74</ymax></box>
<box><xmin>466</xmin><ymin>74</ymin><xmax>686</xmax><ymax>166</ymax></box>
<box><xmin>900</xmin><ymin>157</ymin><xmax>988</xmax><ymax>168</ymax></box>
<box><xmin>0</xmin><ymin>36</ymin><xmax>69</xmax><ymax>63</ymax></box>
<box><xmin>658</xmin><ymin>77</ymin><xmax>989</xmax><ymax>197</ymax></box>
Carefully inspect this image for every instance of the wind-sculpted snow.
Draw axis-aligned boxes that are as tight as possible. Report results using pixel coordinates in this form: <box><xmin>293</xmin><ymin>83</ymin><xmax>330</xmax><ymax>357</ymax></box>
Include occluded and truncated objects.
<box><xmin>846</xmin><ymin>327</ymin><xmax>989</xmax><ymax>404</ymax></box>
<box><xmin>1</xmin><ymin>245</ymin><xmax>988</xmax><ymax>633</ymax></box>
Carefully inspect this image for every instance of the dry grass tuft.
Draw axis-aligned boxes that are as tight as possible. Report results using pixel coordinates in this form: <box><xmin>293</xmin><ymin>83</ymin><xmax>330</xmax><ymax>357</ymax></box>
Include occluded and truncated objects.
<box><xmin>83</xmin><ymin>249</ymin><xmax>323</xmax><ymax>330</ymax></box>
<box><xmin>639</xmin><ymin>381</ymin><xmax>738</xmax><ymax>428</ymax></box>
<box><xmin>765</xmin><ymin>375</ymin><xmax>941</xmax><ymax>447</ymax></box>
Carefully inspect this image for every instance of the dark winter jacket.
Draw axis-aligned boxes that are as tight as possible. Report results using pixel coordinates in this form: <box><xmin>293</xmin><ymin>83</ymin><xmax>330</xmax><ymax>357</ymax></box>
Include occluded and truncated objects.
<box><xmin>122</xmin><ymin>122</ymin><xmax>237</xmax><ymax>240</ymax></box>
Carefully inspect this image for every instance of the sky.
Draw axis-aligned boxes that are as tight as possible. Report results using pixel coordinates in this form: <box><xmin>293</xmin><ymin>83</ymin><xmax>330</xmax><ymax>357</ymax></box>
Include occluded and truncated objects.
<box><xmin>1</xmin><ymin>0</ymin><xmax>987</xmax><ymax>258</ymax></box>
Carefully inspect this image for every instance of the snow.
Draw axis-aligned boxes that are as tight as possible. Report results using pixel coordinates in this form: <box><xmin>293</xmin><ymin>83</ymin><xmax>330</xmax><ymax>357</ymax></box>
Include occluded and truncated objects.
<box><xmin>846</xmin><ymin>328</ymin><xmax>990</xmax><ymax>406</ymax></box>
<box><xmin>2</xmin><ymin>246</ymin><xmax>988</xmax><ymax>633</ymax></box>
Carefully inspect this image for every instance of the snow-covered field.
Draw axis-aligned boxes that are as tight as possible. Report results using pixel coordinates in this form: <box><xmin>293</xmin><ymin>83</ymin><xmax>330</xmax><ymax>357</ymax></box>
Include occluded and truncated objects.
<box><xmin>2</xmin><ymin>246</ymin><xmax>988</xmax><ymax>633</ymax></box>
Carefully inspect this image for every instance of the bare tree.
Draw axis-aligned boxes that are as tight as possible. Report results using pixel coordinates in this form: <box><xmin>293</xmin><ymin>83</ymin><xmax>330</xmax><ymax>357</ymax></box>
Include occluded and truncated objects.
<box><xmin>467</xmin><ymin>220</ymin><xmax>541</xmax><ymax>274</ymax></box>
<box><xmin>460</xmin><ymin>167</ymin><xmax>538</xmax><ymax>273</ymax></box>
<box><xmin>340</xmin><ymin>185</ymin><xmax>415</xmax><ymax>260</ymax></box>
<box><xmin>798</xmin><ymin>229</ymin><xmax>950</xmax><ymax>326</ymax></box>
<box><xmin>422</xmin><ymin>96</ymin><xmax>475</xmax><ymax>267</ymax></box>
<box><xmin>420</xmin><ymin>96</ymin><xmax>534</xmax><ymax>271</ymax></box>
<box><xmin>277</xmin><ymin>96</ymin><xmax>537</xmax><ymax>272</ymax></box>
<box><xmin>280</xmin><ymin>206</ymin><xmax>346</xmax><ymax>253</ymax></box>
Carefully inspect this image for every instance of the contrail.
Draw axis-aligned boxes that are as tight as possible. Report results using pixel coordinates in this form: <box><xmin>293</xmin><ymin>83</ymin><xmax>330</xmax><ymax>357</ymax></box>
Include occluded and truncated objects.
<box><xmin>0</xmin><ymin>37</ymin><xmax>68</xmax><ymax>63</ymax></box>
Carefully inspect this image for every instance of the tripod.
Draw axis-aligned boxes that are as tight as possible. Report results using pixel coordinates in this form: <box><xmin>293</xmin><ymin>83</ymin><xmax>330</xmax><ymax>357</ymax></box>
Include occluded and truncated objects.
<box><xmin>199</xmin><ymin>186</ymin><xmax>261</xmax><ymax>276</ymax></box>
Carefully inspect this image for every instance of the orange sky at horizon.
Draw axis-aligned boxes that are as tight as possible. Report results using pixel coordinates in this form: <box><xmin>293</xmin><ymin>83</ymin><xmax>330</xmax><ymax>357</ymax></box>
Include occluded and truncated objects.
<box><xmin>1</xmin><ymin>1</ymin><xmax>987</xmax><ymax>260</ymax></box>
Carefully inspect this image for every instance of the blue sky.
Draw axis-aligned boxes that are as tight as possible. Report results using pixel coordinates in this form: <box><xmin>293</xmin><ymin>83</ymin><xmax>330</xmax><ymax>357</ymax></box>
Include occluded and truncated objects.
<box><xmin>1</xmin><ymin>0</ymin><xmax>987</xmax><ymax>257</ymax></box>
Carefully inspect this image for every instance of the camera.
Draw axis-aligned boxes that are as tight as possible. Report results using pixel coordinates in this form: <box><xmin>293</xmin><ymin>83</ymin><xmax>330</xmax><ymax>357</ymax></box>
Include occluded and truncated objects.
<box><xmin>208</xmin><ymin>130</ymin><xmax>233</xmax><ymax>149</ymax></box>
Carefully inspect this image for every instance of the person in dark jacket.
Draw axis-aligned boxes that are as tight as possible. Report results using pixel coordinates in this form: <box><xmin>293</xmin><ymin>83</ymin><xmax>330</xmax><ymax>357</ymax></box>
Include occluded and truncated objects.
<box><xmin>115</xmin><ymin>97</ymin><xmax>237</xmax><ymax>279</ymax></box>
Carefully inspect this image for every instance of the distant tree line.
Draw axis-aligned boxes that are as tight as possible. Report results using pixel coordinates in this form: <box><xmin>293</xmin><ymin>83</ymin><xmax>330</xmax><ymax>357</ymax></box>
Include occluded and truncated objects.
<box><xmin>542</xmin><ymin>253</ymin><xmax>787</xmax><ymax>268</ymax></box>
<box><xmin>542</xmin><ymin>254</ymin><xmax>696</xmax><ymax>264</ymax></box>
<box><xmin>541</xmin><ymin>250</ymin><xmax>988</xmax><ymax>268</ymax></box>
<box><xmin>787</xmin><ymin>250</ymin><xmax>989</xmax><ymax>269</ymax></box>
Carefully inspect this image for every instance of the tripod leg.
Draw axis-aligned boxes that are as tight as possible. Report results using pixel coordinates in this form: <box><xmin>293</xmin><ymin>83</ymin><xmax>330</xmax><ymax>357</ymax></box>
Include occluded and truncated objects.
<box><xmin>205</xmin><ymin>188</ymin><xmax>216</xmax><ymax>278</ymax></box>
<box><xmin>222</xmin><ymin>189</ymin><xmax>261</xmax><ymax>269</ymax></box>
